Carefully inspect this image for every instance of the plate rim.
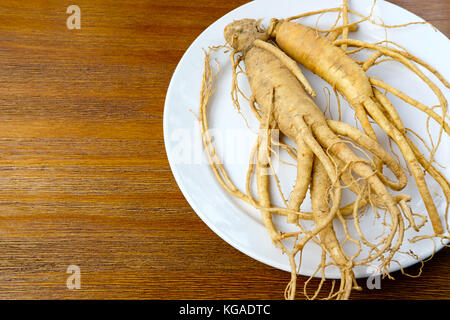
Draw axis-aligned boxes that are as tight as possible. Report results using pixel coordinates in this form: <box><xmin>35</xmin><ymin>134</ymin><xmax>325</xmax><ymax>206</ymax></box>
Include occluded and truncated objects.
<box><xmin>163</xmin><ymin>0</ymin><xmax>449</xmax><ymax>278</ymax></box>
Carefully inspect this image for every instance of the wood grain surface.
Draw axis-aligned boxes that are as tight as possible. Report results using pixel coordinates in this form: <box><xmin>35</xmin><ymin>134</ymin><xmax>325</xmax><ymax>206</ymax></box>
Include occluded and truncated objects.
<box><xmin>0</xmin><ymin>0</ymin><xmax>448</xmax><ymax>300</ymax></box>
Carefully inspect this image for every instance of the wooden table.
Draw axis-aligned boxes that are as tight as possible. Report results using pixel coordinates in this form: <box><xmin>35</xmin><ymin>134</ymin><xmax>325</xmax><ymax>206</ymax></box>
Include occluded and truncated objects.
<box><xmin>0</xmin><ymin>0</ymin><xmax>448</xmax><ymax>300</ymax></box>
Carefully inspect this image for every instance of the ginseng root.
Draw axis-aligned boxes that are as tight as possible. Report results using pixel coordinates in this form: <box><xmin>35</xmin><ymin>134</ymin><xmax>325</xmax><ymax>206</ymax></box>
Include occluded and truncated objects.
<box><xmin>267</xmin><ymin>4</ymin><xmax>449</xmax><ymax>235</ymax></box>
<box><xmin>198</xmin><ymin>18</ymin><xmax>412</xmax><ymax>300</ymax></box>
<box><xmin>197</xmin><ymin>0</ymin><xmax>448</xmax><ymax>300</ymax></box>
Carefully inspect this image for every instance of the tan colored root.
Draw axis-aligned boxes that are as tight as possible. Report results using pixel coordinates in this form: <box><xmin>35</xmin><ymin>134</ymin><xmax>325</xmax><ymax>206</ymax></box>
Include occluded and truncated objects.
<box><xmin>372</xmin><ymin>87</ymin><xmax>406</xmax><ymax>134</ymax></box>
<box><xmin>371</xmin><ymin>78</ymin><xmax>448</xmax><ymax>183</ymax></box>
<box><xmin>249</xmin><ymin>95</ymin><xmax>262</xmax><ymax>121</ymax></box>
<box><xmin>363</xmin><ymin>97</ymin><xmax>444</xmax><ymax>234</ymax></box>
<box><xmin>405</xmin><ymin>134</ymin><xmax>450</xmax><ymax>198</ymax></box>
<box><xmin>351</xmin><ymin>103</ymin><xmax>396</xmax><ymax>191</ymax></box>
<box><xmin>287</xmin><ymin>121</ymin><xmax>403</xmax><ymax>279</ymax></box>
<box><xmin>332</xmin><ymin>88</ymin><xmax>343</xmax><ymax>121</ymax></box>
<box><xmin>209</xmin><ymin>8</ymin><xmax>449</xmax><ymax>301</ymax></box>
<box><xmin>340</xmin><ymin>0</ymin><xmax>349</xmax><ymax>51</ymax></box>
<box><xmin>230</xmin><ymin>51</ymin><xmax>246</xmax><ymax>112</ymax></box>
<box><xmin>245</xmin><ymin>138</ymin><xmax>259</xmax><ymax>206</ymax></box>
<box><xmin>358</xmin><ymin>39</ymin><xmax>449</xmax><ymax>88</ymax></box>
<box><xmin>403</xmin><ymin>134</ymin><xmax>450</xmax><ymax>228</ymax></box>
<box><xmin>369</xmin><ymin>78</ymin><xmax>450</xmax><ymax>135</ymax></box>
<box><xmin>272</xmin><ymin>13</ymin><xmax>448</xmax><ymax>236</ymax></box>
<box><xmin>256</xmin><ymin>90</ymin><xmax>281</xmax><ymax>242</ymax></box>
<box><xmin>313</xmin><ymin>130</ymin><xmax>406</xmax><ymax>268</ymax></box>
<box><xmin>200</xmin><ymin>48</ymin><xmax>249</xmax><ymax>199</ymax></box>
<box><xmin>350</xmin><ymin>185</ymin><xmax>405</xmax><ymax>272</ymax></box>
<box><xmin>314</xmin><ymin>0</ymin><xmax>376</xmax><ymax>35</ymax></box>
<box><xmin>333</xmin><ymin>39</ymin><xmax>448</xmax><ymax>139</ymax></box>
<box><xmin>311</xmin><ymin>158</ymin><xmax>353</xmax><ymax>299</ymax></box>
<box><xmin>327</xmin><ymin>119</ymin><xmax>407</xmax><ymax>191</ymax></box>
<box><xmin>362</xmin><ymin>50</ymin><xmax>382</xmax><ymax>71</ymax></box>
<box><xmin>200</xmin><ymin>47</ymin><xmax>313</xmax><ymax>221</ymax></box>
<box><xmin>304</xmin><ymin>11</ymin><xmax>449</xmax><ymax>235</ymax></box>
<box><xmin>335</xmin><ymin>39</ymin><xmax>447</xmax><ymax>102</ymax></box>
<box><xmin>318</xmin><ymin>15</ymin><xmax>367</xmax><ymax>35</ymax></box>
<box><xmin>292</xmin><ymin>0</ymin><xmax>424</xmax><ymax>38</ymax></box>
<box><xmin>347</xmin><ymin>3</ymin><xmax>431</xmax><ymax>30</ymax></box>
<box><xmin>254</xmin><ymin>40</ymin><xmax>316</xmax><ymax>98</ymax></box>
<box><xmin>287</xmin><ymin>138</ymin><xmax>313</xmax><ymax>223</ymax></box>
<box><xmin>333</xmin><ymin>154</ymin><xmax>408</xmax><ymax>216</ymax></box>
<box><xmin>325</xmin><ymin>8</ymin><xmax>342</xmax><ymax>40</ymax></box>
<box><xmin>387</xmin><ymin>46</ymin><xmax>450</xmax><ymax>88</ymax></box>
<box><xmin>287</xmin><ymin>7</ymin><xmax>341</xmax><ymax>22</ymax></box>
<box><xmin>399</xmin><ymin>197</ymin><xmax>427</xmax><ymax>232</ymax></box>
<box><xmin>328</xmin><ymin>23</ymin><xmax>358</xmax><ymax>42</ymax></box>
<box><xmin>276</xmin><ymin>141</ymin><xmax>298</xmax><ymax>160</ymax></box>
<box><xmin>290</xmin><ymin>118</ymin><xmax>343</xmax><ymax>255</ymax></box>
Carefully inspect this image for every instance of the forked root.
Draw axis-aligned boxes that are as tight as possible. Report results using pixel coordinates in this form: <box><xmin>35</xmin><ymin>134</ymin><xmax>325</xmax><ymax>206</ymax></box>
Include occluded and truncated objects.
<box><xmin>311</xmin><ymin>158</ymin><xmax>354</xmax><ymax>299</ymax></box>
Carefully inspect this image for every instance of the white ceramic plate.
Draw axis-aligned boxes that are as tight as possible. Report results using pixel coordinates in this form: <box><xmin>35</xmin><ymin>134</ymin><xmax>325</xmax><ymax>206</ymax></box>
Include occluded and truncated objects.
<box><xmin>163</xmin><ymin>0</ymin><xmax>450</xmax><ymax>278</ymax></box>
